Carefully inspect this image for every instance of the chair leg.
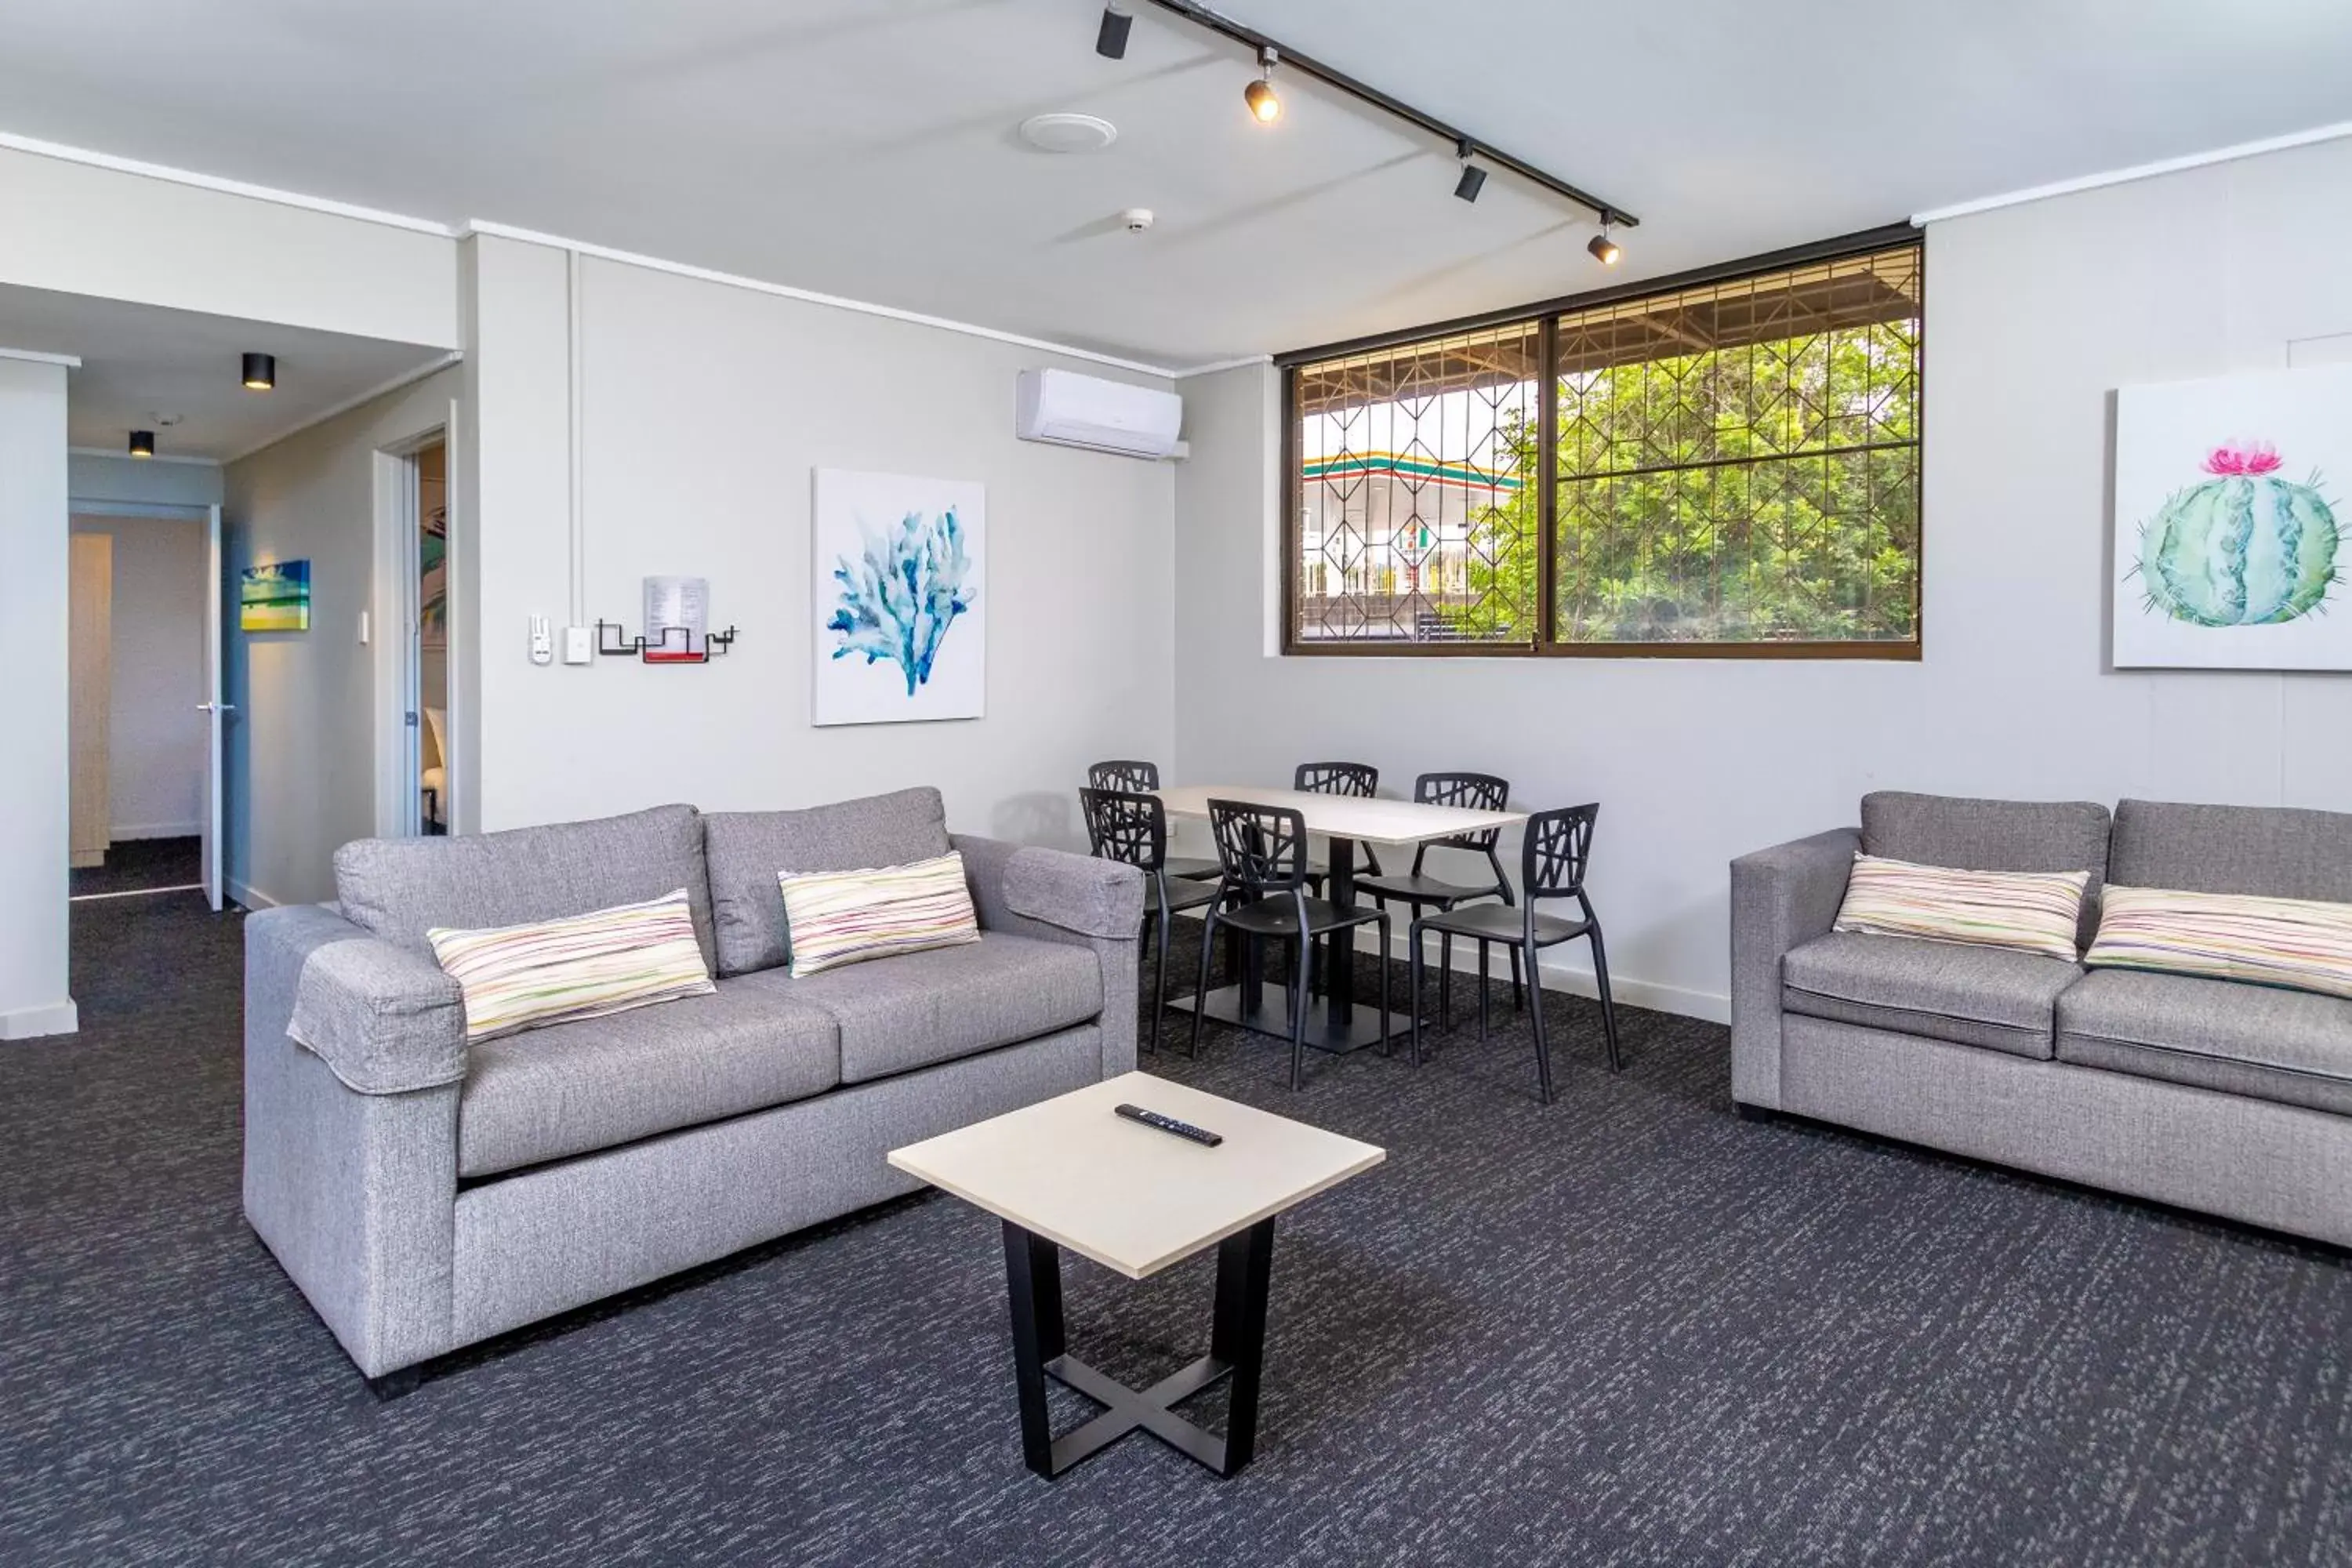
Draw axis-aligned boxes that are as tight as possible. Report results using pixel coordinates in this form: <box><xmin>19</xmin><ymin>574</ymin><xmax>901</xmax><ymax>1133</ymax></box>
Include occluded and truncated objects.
<box><xmin>1189</xmin><ymin>911</ymin><xmax>1218</xmax><ymax>1061</ymax></box>
<box><xmin>1289</xmin><ymin>930</ymin><xmax>1312</xmax><ymax>1091</ymax></box>
<box><xmin>1509</xmin><ymin>944</ymin><xmax>1525</xmax><ymax>1013</ymax></box>
<box><xmin>1149</xmin><ymin>909</ymin><xmax>1168</xmax><ymax>1058</ymax></box>
<box><xmin>1376</xmin><ymin>913</ymin><xmax>1394</xmax><ymax>1059</ymax></box>
<box><xmin>1590</xmin><ymin>924</ymin><xmax>1624</xmax><ymax>1072</ymax></box>
<box><xmin>1439</xmin><ymin>931</ymin><xmax>1454</xmax><ymax>1029</ymax></box>
<box><xmin>1527</xmin><ymin>938</ymin><xmax>1555</xmax><ymax>1105</ymax></box>
<box><xmin>1477</xmin><ymin>940</ymin><xmax>1490</xmax><ymax>1043</ymax></box>
<box><xmin>1407</xmin><ymin>924</ymin><xmax>1425</xmax><ymax>1068</ymax></box>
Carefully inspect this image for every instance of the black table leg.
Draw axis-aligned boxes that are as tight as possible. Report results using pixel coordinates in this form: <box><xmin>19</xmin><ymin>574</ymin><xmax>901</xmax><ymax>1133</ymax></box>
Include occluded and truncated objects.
<box><xmin>1323</xmin><ymin>837</ymin><xmax>1358</xmax><ymax>1027</ymax></box>
<box><xmin>998</xmin><ymin>1217</ymin><xmax>1278</xmax><ymax>1480</ymax></box>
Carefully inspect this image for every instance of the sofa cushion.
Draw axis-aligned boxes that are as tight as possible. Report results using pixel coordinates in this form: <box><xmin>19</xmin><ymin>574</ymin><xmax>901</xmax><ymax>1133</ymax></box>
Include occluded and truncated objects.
<box><xmin>458</xmin><ymin>978</ymin><xmax>840</xmax><ymax>1179</ymax></box>
<box><xmin>1861</xmin><ymin>791</ymin><xmax>2112</xmax><ymax>948</ymax></box>
<box><xmin>741</xmin><ymin>931</ymin><xmax>1099</xmax><ymax>1084</ymax></box>
<box><xmin>704</xmin><ymin>787</ymin><xmax>953</xmax><ymax>977</ymax></box>
<box><xmin>2056</xmin><ymin>967</ymin><xmax>2352</xmax><ymax>1117</ymax></box>
<box><xmin>2111</xmin><ymin>798</ymin><xmax>2352</xmax><ymax>902</ymax></box>
<box><xmin>1782</xmin><ymin>931</ymin><xmax>2079</xmax><ymax>1059</ymax></box>
<box><xmin>336</xmin><ymin>804</ymin><xmax>717</xmax><ymax>974</ymax></box>
<box><xmin>1833</xmin><ymin>853</ymin><xmax>2088</xmax><ymax>962</ymax></box>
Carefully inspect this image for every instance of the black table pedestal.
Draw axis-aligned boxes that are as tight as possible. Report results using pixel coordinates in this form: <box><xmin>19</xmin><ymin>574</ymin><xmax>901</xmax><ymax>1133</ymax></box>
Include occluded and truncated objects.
<box><xmin>1001</xmin><ymin>1217</ymin><xmax>1275</xmax><ymax>1479</ymax></box>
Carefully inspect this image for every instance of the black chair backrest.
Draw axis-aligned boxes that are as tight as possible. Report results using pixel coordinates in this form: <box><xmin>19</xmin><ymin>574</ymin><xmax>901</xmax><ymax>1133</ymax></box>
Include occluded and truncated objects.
<box><xmin>1080</xmin><ymin>787</ymin><xmax>1165</xmax><ymax>874</ymax></box>
<box><xmin>1294</xmin><ymin>761</ymin><xmax>1377</xmax><ymax>798</ymax></box>
<box><xmin>1523</xmin><ymin>804</ymin><xmax>1599</xmax><ymax>901</ymax></box>
<box><xmin>1088</xmin><ymin>759</ymin><xmax>1160</xmax><ymax>792</ymax></box>
<box><xmin>1207</xmin><ymin>800</ymin><xmax>1308</xmax><ymax>894</ymax></box>
<box><xmin>1415</xmin><ymin>771</ymin><xmax>1510</xmax><ymax>853</ymax></box>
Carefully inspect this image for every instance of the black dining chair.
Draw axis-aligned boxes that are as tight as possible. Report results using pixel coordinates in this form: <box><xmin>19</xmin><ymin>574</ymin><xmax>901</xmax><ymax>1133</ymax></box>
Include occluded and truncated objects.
<box><xmin>1087</xmin><ymin>760</ymin><xmax>1220</xmax><ymax>881</ymax></box>
<box><xmin>1191</xmin><ymin>800</ymin><xmax>1392</xmax><ymax>1091</ymax></box>
<box><xmin>1080</xmin><ymin>787</ymin><xmax>1222</xmax><ymax>1058</ymax></box>
<box><xmin>1359</xmin><ymin>771</ymin><xmax>1521</xmax><ymax>1023</ymax></box>
<box><xmin>1407</xmin><ymin>804</ymin><xmax>1621</xmax><ymax>1105</ymax></box>
<box><xmin>1292</xmin><ymin>761</ymin><xmax>1385</xmax><ymax>884</ymax></box>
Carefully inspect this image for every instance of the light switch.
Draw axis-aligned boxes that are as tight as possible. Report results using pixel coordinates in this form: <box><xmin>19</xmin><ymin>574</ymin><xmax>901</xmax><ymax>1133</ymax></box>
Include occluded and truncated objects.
<box><xmin>358</xmin><ymin>610</ymin><xmax>370</xmax><ymax>645</ymax></box>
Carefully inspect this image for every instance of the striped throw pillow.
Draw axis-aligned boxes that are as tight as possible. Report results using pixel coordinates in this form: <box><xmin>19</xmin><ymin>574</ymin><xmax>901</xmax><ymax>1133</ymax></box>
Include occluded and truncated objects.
<box><xmin>427</xmin><ymin>890</ymin><xmax>714</xmax><ymax>1042</ymax></box>
<box><xmin>1832</xmin><ymin>853</ymin><xmax>2089</xmax><ymax>962</ymax></box>
<box><xmin>2087</xmin><ymin>884</ymin><xmax>2352</xmax><ymax>1000</ymax></box>
<box><xmin>779</xmin><ymin>851</ymin><xmax>980</xmax><ymax>977</ymax></box>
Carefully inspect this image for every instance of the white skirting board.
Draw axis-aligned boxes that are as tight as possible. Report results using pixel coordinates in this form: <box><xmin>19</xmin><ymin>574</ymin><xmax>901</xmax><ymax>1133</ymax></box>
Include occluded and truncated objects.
<box><xmin>110</xmin><ymin>821</ymin><xmax>202</xmax><ymax>840</ymax></box>
<box><xmin>227</xmin><ymin>878</ymin><xmax>282</xmax><ymax>912</ymax></box>
<box><xmin>1349</xmin><ymin>925</ymin><xmax>1731</xmax><ymax>1025</ymax></box>
<box><xmin>0</xmin><ymin>998</ymin><xmax>80</xmax><ymax>1040</ymax></box>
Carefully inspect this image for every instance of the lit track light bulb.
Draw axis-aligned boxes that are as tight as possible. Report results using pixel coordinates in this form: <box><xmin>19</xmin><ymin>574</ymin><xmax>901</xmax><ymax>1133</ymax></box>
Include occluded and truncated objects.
<box><xmin>1588</xmin><ymin>227</ymin><xmax>1622</xmax><ymax>266</ymax></box>
<box><xmin>1245</xmin><ymin>45</ymin><xmax>1281</xmax><ymax>123</ymax></box>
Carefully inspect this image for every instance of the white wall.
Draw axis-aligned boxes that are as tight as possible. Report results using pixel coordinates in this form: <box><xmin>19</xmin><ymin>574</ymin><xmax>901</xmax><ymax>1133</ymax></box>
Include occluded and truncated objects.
<box><xmin>0</xmin><ymin>146</ymin><xmax>458</xmax><ymax>348</ymax></box>
<box><xmin>1173</xmin><ymin>137</ymin><xmax>2352</xmax><ymax>1022</ymax></box>
<box><xmin>0</xmin><ymin>358</ymin><xmax>74</xmax><ymax>1038</ymax></box>
<box><xmin>463</xmin><ymin>237</ymin><xmax>1178</xmax><ymax>848</ymax></box>
<box><xmin>69</xmin><ymin>452</ymin><xmax>223</xmax><ymax>510</ymax></box>
<box><xmin>70</xmin><ymin>515</ymin><xmax>206</xmax><ymax>838</ymax></box>
<box><xmin>222</xmin><ymin>366</ymin><xmax>461</xmax><ymax>906</ymax></box>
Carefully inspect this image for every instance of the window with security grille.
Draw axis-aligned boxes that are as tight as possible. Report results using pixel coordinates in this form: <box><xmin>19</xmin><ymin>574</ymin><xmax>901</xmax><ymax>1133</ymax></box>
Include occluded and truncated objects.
<box><xmin>1283</xmin><ymin>233</ymin><xmax>1923</xmax><ymax>657</ymax></box>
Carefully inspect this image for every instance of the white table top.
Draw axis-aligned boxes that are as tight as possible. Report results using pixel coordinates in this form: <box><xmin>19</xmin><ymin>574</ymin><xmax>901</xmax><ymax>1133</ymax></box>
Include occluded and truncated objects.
<box><xmin>886</xmin><ymin>1073</ymin><xmax>1385</xmax><ymax>1280</ymax></box>
<box><xmin>1156</xmin><ymin>784</ymin><xmax>1525</xmax><ymax>847</ymax></box>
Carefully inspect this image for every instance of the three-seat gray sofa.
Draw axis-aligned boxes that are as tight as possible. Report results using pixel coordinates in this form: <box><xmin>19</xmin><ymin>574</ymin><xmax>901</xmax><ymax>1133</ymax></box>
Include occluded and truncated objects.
<box><xmin>1733</xmin><ymin>791</ymin><xmax>2352</xmax><ymax>1250</ymax></box>
<box><xmin>243</xmin><ymin>787</ymin><xmax>1142</xmax><ymax>1389</ymax></box>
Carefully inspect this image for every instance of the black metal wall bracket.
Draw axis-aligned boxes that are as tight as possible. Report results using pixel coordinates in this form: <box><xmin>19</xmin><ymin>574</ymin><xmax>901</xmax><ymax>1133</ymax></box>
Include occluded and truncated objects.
<box><xmin>595</xmin><ymin>620</ymin><xmax>740</xmax><ymax>663</ymax></box>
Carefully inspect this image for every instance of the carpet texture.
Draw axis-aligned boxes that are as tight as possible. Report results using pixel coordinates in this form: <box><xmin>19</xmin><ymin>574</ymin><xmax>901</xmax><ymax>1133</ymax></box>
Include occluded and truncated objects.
<box><xmin>3</xmin><ymin>899</ymin><xmax>2350</xmax><ymax>1566</ymax></box>
<box><xmin>68</xmin><ymin>837</ymin><xmax>201</xmax><ymax>898</ymax></box>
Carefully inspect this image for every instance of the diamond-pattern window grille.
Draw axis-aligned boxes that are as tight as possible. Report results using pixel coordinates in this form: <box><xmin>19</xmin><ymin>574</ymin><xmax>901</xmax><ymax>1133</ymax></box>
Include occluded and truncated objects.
<box><xmin>1288</xmin><ymin>238</ymin><xmax>1922</xmax><ymax>654</ymax></box>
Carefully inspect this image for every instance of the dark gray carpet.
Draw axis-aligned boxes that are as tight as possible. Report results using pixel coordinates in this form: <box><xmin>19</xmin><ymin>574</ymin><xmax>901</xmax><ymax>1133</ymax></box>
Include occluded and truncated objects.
<box><xmin>69</xmin><ymin>836</ymin><xmax>201</xmax><ymax>898</ymax></box>
<box><xmin>5</xmin><ymin>900</ymin><xmax>2350</xmax><ymax>1566</ymax></box>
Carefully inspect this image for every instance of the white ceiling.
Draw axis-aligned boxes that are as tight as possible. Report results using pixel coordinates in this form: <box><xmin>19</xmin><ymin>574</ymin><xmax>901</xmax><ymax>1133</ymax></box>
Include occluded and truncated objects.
<box><xmin>0</xmin><ymin>285</ymin><xmax>450</xmax><ymax>461</ymax></box>
<box><xmin>2</xmin><ymin>1</ymin><xmax>2350</xmax><ymax>365</ymax></box>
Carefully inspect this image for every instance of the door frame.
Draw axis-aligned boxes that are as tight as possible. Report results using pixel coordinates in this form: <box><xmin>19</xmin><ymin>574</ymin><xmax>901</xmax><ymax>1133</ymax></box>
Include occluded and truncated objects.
<box><xmin>371</xmin><ymin>422</ymin><xmax>457</xmax><ymax>839</ymax></box>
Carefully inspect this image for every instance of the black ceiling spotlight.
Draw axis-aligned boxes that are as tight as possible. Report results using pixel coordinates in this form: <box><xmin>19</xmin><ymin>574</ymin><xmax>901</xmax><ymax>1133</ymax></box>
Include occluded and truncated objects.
<box><xmin>1588</xmin><ymin>225</ymin><xmax>1623</xmax><ymax>267</ymax></box>
<box><xmin>241</xmin><ymin>351</ymin><xmax>277</xmax><ymax>390</ymax></box>
<box><xmin>1109</xmin><ymin>0</ymin><xmax>1635</xmax><ymax>233</ymax></box>
<box><xmin>1453</xmin><ymin>141</ymin><xmax>1486</xmax><ymax>204</ymax></box>
<box><xmin>1094</xmin><ymin>2</ymin><xmax>1131</xmax><ymax>59</ymax></box>
<box><xmin>129</xmin><ymin>429</ymin><xmax>155</xmax><ymax>459</ymax></box>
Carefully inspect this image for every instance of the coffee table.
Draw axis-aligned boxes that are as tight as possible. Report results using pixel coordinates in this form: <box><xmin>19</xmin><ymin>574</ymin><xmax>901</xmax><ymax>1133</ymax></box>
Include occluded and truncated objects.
<box><xmin>887</xmin><ymin>1072</ymin><xmax>1384</xmax><ymax>1479</ymax></box>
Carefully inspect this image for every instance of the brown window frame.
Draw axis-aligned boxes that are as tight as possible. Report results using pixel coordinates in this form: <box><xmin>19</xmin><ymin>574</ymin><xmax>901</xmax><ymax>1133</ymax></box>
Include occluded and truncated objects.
<box><xmin>1279</xmin><ymin>223</ymin><xmax>1924</xmax><ymax>660</ymax></box>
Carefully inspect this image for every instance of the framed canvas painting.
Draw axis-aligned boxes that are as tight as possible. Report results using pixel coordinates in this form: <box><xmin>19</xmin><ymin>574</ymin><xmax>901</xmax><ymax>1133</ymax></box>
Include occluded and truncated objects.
<box><xmin>811</xmin><ymin>469</ymin><xmax>985</xmax><ymax>724</ymax></box>
<box><xmin>2113</xmin><ymin>363</ymin><xmax>2352</xmax><ymax>670</ymax></box>
<box><xmin>240</xmin><ymin>559</ymin><xmax>311</xmax><ymax>633</ymax></box>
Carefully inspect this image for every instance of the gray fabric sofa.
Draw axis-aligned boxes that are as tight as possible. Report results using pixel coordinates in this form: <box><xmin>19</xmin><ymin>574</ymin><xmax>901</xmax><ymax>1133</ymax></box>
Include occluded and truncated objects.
<box><xmin>243</xmin><ymin>787</ymin><xmax>1142</xmax><ymax>1385</ymax></box>
<box><xmin>1733</xmin><ymin>792</ymin><xmax>2352</xmax><ymax>1250</ymax></box>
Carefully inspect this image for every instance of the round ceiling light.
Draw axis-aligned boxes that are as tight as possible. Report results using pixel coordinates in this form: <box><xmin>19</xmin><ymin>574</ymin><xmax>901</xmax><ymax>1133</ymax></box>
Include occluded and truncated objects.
<box><xmin>1019</xmin><ymin>113</ymin><xmax>1119</xmax><ymax>154</ymax></box>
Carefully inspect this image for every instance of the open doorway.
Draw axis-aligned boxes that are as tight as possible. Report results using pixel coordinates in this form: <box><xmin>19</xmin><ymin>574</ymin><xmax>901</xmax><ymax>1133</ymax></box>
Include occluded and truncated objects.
<box><xmin>378</xmin><ymin>431</ymin><xmax>454</xmax><ymax>839</ymax></box>
<box><xmin>67</xmin><ymin>504</ymin><xmax>216</xmax><ymax>902</ymax></box>
<box><xmin>418</xmin><ymin>440</ymin><xmax>448</xmax><ymax>834</ymax></box>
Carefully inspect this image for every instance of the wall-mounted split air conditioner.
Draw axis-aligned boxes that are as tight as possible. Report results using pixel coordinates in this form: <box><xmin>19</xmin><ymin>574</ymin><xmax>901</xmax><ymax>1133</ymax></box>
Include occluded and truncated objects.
<box><xmin>1014</xmin><ymin>368</ymin><xmax>1185</xmax><ymax>460</ymax></box>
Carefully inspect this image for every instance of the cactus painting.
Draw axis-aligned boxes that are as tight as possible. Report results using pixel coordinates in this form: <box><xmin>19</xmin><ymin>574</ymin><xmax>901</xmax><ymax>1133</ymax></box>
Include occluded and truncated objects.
<box><xmin>2134</xmin><ymin>441</ymin><xmax>2339</xmax><ymax>626</ymax></box>
<box><xmin>2114</xmin><ymin>365</ymin><xmax>2352</xmax><ymax>670</ymax></box>
<box><xmin>811</xmin><ymin>470</ymin><xmax>986</xmax><ymax>724</ymax></box>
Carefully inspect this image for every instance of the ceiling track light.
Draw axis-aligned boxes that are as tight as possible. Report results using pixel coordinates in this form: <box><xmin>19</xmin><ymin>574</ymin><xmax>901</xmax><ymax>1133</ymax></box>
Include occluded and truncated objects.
<box><xmin>1588</xmin><ymin>225</ymin><xmax>1623</xmax><ymax>267</ymax></box>
<box><xmin>1243</xmin><ymin>45</ymin><xmax>1281</xmax><ymax>124</ymax></box>
<box><xmin>1094</xmin><ymin>2</ymin><xmax>1131</xmax><ymax>60</ymax></box>
<box><xmin>129</xmin><ymin>429</ymin><xmax>155</xmax><ymax>459</ymax></box>
<box><xmin>1107</xmin><ymin>0</ymin><xmax>1635</xmax><ymax>233</ymax></box>
<box><xmin>241</xmin><ymin>350</ymin><xmax>277</xmax><ymax>390</ymax></box>
<box><xmin>1453</xmin><ymin>140</ymin><xmax>1486</xmax><ymax>204</ymax></box>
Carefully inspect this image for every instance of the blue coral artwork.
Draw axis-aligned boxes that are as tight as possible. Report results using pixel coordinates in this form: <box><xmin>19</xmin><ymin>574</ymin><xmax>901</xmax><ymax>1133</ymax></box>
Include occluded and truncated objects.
<box><xmin>811</xmin><ymin>469</ymin><xmax>986</xmax><ymax>724</ymax></box>
<box><xmin>2113</xmin><ymin>364</ymin><xmax>2352</xmax><ymax>671</ymax></box>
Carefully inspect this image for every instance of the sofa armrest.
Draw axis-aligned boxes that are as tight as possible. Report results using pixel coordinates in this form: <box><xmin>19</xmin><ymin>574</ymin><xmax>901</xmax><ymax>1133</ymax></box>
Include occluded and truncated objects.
<box><xmin>953</xmin><ymin>833</ymin><xmax>1142</xmax><ymax>1076</ymax></box>
<box><xmin>1729</xmin><ymin>827</ymin><xmax>1860</xmax><ymax>1111</ymax></box>
<box><xmin>274</xmin><ymin>918</ymin><xmax>469</xmax><ymax>1094</ymax></box>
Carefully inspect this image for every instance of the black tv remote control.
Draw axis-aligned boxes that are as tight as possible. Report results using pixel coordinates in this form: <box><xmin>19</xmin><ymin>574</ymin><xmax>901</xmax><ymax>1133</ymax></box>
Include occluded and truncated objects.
<box><xmin>1116</xmin><ymin>1103</ymin><xmax>1223</xmax><ymax>1147</ymax></box>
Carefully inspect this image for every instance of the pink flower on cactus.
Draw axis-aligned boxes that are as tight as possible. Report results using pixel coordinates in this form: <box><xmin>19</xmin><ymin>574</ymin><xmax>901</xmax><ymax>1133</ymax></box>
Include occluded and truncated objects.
<box><xmin>2205</xmin><ymin>440</ymin><xmax>2284</xmax><ymax>477</ymax></box>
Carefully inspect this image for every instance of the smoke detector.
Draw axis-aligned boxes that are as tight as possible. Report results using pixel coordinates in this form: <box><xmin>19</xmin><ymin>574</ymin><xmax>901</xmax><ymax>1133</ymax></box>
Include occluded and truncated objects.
<box><xmin>1020</xmin><ymin>113</ymin><xmax>1118</xmax><ymax>154</ymax></box>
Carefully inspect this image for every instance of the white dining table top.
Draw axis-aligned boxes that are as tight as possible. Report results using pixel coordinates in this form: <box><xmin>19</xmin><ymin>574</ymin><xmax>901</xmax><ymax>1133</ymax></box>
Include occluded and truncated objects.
<box><xmin>1156</xmin><ymin>784</ymin><xmax>1525</xmax><ymax>847</ymax></box>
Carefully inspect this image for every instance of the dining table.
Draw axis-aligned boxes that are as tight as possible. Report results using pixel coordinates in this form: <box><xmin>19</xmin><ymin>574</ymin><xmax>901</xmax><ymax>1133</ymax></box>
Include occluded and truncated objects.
<box><xmin>1154</xmin><ymin>784</ymin><xmax>1528</xmax><ymax>1054</ymax></box>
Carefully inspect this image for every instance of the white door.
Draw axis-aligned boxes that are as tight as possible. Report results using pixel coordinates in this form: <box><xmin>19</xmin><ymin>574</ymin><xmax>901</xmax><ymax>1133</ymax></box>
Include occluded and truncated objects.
<box><xmin>198</xmin><ymin>504</ymin><xmax>227</xmax><ymax>913</ymax></box>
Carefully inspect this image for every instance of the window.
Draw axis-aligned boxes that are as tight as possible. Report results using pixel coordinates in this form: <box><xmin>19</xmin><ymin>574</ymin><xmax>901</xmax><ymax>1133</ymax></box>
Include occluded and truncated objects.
<box><xmin>1284</xmin><ymin>231</ymin><xmax>1922</xmax><ymax>657</ymax></box>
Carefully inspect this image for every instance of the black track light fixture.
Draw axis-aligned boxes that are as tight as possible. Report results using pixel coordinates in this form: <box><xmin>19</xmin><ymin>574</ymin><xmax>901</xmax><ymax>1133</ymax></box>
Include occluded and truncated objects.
<box><xmin>129</xmin><ymin>429</ymin><xmax>155</xmax><ymax>459</ymax></box>
<box><xmin>1094</xmin><ymin>2</ymin><xmax>1131</xmax><ymax>60</ymax></box>
<box><xmin>1453</xmin><ymin>141</ymin><xmax>1486</xmax><ymax>204</ymax></box>
<box><xmin>241</xmin><ymin>351</ymin><xmax>277</xmax><ymax>390</ymax></box>
<box><xmin>1243</xmin><ymin>45</ymin><xmax>1281</xmax><ymax>124</ymax></box>
<box><xmin>1588</xmin><ymin>225</ymin><xmax>1622</xmax><ymax>267</ymax></box>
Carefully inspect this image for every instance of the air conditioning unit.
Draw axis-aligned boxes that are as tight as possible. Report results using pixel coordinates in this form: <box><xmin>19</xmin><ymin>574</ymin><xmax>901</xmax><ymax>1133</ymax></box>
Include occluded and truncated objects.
<box><xmin>1015</xmin><ymin>368</ymin><xmax>1185</xmax><ymax>460</ymax></box>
